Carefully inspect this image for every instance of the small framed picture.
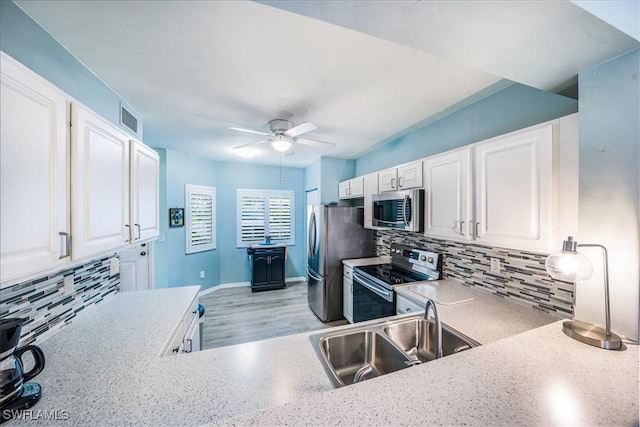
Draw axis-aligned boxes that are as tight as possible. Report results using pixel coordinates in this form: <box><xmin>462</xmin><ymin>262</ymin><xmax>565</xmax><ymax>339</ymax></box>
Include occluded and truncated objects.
<box><xmin>169</xmin><ymin>208</ymin><xmax>184</xmax><ymax>227</ymax></box>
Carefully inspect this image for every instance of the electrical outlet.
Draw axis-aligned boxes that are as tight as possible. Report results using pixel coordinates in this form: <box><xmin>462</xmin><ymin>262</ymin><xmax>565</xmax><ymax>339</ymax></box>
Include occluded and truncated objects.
<box><xmin>109</xmin><ymin>257</ymin><xmax>120</xmax><ymax>276</ymax></box>
<box><xmin>200</xmin><ymin>271</ymin><xmax>205</xmax><ymax>279</ymax></box>
<box><xmin>158</xmin><ymin>233</ymin><xmax>165</xmax><ymax>243</ymax></box>
<box><xmin>490</xmin><ymin>258</ymin><xmax>501</xmax><ymax>273</ymax></box>
<box><xmin>63</xmin><ymin>275</ymin><xmax>74</xmax><ymax>294</ymax></box>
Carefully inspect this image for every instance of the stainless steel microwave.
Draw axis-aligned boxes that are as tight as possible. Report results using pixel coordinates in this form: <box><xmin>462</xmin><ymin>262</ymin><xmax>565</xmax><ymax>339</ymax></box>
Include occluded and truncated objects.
<box><xmin>372</xmin><ymin>189</ymin><xmax>424</xmax><ymax>232</ymax></box>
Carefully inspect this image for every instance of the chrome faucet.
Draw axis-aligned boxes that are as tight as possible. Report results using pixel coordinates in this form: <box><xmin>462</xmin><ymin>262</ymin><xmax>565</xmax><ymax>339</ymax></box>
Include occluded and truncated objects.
<box><xmin>424</xmin><ymin>298</ymin><xmax>442</xmax><ymax>359</ymax></box>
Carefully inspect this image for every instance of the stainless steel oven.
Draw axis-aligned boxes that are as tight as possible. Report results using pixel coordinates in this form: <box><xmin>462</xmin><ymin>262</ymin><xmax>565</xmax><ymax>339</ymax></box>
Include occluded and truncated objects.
<box><xmin>351</xmin><ymin>244</ymin><xmax>441</xmax><ymax>323</ymax></box>
<box><xmin>372</xmin><ymin>189</ymin><xmax>424</xmax><ymax>232</ymax></box>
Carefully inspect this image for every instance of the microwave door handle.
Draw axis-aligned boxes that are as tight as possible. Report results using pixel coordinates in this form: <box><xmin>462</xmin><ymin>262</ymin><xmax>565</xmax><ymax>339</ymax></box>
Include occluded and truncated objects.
<box><xmin>402</xmin><ymin>195</ymin><xmax>409</xmax><ymax>226</ymax></box>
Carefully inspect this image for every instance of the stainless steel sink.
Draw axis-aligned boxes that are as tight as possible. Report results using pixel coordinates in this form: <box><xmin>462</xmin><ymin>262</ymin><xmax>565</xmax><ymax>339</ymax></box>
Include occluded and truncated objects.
<box><xmin>383</xmin><ymin>318</ymin><xmax>480</xmax><ymax>363</ymax></box>
<box><xmin>319</xmin><ymin>330</ymin><xmax>412</xmax><ymax>386</ymax></box>
<box><xmin>310</xmin><ymin>314</ymin><xmax>480</xmax><ymax>388</ymax></box>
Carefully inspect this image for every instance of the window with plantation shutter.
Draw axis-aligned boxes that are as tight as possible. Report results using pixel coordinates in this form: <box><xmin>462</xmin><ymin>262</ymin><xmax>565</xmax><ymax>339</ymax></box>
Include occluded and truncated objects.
<box><xmin>186</xmin><ymin>184</ymin><xmax>216</xmax><ymax>254</ymax></box>
<box><xmin>237</xmin><ymin>189</ymin><xmax>295</xmax><ymax>247</ymax></box>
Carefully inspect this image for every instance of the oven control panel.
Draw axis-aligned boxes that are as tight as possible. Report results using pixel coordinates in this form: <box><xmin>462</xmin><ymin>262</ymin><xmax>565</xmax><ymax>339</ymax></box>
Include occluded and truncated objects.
<box><xmin>390</xmin><ymin>244</ymin><xmax>440</xmax><ymax>274</ymax></box>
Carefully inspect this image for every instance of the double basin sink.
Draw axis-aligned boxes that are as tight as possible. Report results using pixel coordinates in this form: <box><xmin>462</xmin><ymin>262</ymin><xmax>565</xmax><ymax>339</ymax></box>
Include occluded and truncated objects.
<box><xmin>310</xmin><ymin>314</ymin><xmax>480</xmax><ymax>388</ymax></box>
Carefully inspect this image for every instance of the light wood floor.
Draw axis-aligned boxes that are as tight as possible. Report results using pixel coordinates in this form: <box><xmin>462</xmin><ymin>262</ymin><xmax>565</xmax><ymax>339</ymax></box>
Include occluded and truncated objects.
<box><xmin>200</xmin><ymin>280</ymin><xmax>348</xmax><ymax>349</ymax></box>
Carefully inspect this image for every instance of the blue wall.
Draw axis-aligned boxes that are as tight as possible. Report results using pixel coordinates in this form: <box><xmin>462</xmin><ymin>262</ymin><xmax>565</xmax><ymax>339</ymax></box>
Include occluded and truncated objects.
<box><xmin>355</xmin><ymin>83</ymin><xmax>578</xmax><ymax>175</ymax></box>
<box><xmin>151</xmin><ymin>149</ymin><xmax>307</xmax><ymax>290</ymax></box>
<box><xmin>0</xmin><ymin>1</ymin><xmax>138</xmax><ymax>137</ymax></box>
<box><xmin>304</xmin><ymin>157</ymin><xmax>355</xmax><ymax>204</ymax></box>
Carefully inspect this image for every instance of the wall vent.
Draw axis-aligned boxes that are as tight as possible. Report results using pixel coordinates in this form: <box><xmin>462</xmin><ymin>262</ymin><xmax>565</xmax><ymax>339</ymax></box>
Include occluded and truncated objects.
<box><xmin>119</xmin><ymin>103</ymin><xmax>139</xmax><ymax>135</ymax></box>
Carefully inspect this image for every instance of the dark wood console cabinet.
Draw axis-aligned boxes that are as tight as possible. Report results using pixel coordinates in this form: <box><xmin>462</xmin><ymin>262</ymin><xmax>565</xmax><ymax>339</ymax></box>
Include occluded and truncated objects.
<box><xmin>248</xmin><ymin>246</ymin><xmax>286</xmax><ymax>292</ymax></box>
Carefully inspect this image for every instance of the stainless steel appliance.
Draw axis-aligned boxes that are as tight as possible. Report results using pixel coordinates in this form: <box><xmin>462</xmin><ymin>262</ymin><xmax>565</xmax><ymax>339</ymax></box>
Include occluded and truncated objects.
<box><xmin>0</xmin><ymin>318</ymin><xmax>45</xmax><ymax>422</ymax></box>
<box><xmin>352</xmin><ymin>244</ymin><xmax>441</xmax><ymax>323</ymax></box>
<box><xmin>372</xmin><ymin>189</ymin><xmax>424</xmax><ymax>232</ymax></box>
<box><xmin>307</xmin><ymin>205</ymin><xmax>374</xmax><ymax>322</ymax></box>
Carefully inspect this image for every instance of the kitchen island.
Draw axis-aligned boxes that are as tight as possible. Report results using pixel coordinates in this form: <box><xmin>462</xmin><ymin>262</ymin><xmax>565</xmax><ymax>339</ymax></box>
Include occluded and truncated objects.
<box><xmin>8</xmin><ymin>285</ymin><xmax>638</xmax><ymax>426</ymax></box>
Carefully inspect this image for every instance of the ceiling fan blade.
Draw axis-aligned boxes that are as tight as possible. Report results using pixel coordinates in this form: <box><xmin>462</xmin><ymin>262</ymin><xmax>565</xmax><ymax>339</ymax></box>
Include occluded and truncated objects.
<box><xmin>233</xmin><ymin>140</ymin><xmax>270</xmax><ymax>150</ymax></box>
<box><xmin>294</xmin><ymin>137</ymin><xmax>336</xmax><ymax>148</ymax></box>
<box><xmin>285</xmin><ymin>122</ymin><xmax>317</xmax><ymax>138</ymax></box>
<box><xmin>228</xmin><ymin>126</ymin><xmax>273</xmax><ymax>137</ymax></box>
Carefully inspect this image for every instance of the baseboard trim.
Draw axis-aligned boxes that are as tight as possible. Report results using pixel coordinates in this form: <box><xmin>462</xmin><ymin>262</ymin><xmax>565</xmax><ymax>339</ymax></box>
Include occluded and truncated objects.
<box><xmin>198</xmin><ymin>276</ymin><xmax>306</xmax><ymax>297</ymax></box>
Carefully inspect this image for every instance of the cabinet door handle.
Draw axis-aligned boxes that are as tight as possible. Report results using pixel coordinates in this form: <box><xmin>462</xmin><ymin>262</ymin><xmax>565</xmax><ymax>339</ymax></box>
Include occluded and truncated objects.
<box><xmin>185</xmin><ymin>338</ymin><xmax>193</xmax><ymax>353</ymax></box>
<box><xmin>475</xmin><ymin>222</ymin><xmax>481</xmax><ymax>238</ymax></box>
<box><xmin>125</xmin><ymin>224</ymin><xmax>132</xmax><ymax>243</ymax></box>
<box><xmin>398</xmin><ymin>176</ymin><xmax>403</xmax><ymax>188</ymax></box>
<box><xmin>391</xmin><ymin>177</ymin><xmax>396</xmax><ymax>189</ymax></box>
<box><xmin>59</xmin><ymin>232</ymin><xmax>71</xmax><ymax>259</ymax></box>
<box><xmin>134</xmin><ymin>224</ymin><xmax>141</xmax><ymax>240</ymax></box>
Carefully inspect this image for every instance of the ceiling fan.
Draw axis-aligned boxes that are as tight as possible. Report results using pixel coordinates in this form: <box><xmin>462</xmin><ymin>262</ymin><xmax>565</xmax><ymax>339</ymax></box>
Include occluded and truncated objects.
<box><xmin>230</xmin><ymin>119</ymin><xmax>335</xmax><ymax>155</ymax></box>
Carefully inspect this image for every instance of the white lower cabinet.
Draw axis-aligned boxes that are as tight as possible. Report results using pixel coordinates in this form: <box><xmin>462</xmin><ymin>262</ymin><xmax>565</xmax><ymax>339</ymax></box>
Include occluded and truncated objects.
<box><xmin>396</xmin><ymin>294</ymin><xmax>424</xmax><ymax>315</ymax></box>
<box><xmin>343</xmin><ymin>266</ymin><xmax>354</xmax><ymax>323</ymax></box>
<box><xmin>0</xmin><ymin>52</ymin><xmax>71</xmax><ymax>286</ymax></box>
<box><xmin>162</xmin><ymin>297</ymin><xmax>200</xmax><ymax>356</ymax></box>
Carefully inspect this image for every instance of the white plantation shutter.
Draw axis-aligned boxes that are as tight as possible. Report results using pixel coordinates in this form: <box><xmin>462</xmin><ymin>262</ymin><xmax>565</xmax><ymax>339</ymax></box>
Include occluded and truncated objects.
<box><xmin>237</xmin><ymin>189</ymin><xmax>295</xmax><ymax>247</ymax></box>
<box><xmin>186</xmin><ymin>185</ymin><xmax>216</xmax><ymax>254</ymax></box>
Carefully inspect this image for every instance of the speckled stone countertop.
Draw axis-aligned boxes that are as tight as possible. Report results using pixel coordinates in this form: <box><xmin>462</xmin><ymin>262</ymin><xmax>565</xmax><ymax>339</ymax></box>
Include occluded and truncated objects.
<box><xmin>9</xmin><ymin>284</ymin><xmax>638</xmax><ymax>426</ymax></box>
<box><xmin>395</xmin><ymin>278</ymin><xmax>562</xmax><ymax>344</ymax></box>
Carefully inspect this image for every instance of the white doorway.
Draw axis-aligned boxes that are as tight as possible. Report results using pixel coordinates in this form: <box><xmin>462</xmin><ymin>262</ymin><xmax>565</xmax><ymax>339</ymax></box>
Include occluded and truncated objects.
<box><xmin>120</xmin><ymin>242</ymin><xmax>154</xmax><ymax>292</ymax></box>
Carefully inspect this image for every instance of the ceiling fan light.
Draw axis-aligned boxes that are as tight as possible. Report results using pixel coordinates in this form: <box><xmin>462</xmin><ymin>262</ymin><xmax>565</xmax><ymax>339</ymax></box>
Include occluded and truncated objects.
<box><xmin>271</xmin><ymin>135</ymin><xmax>292</xmax><ymax>152</ymax></box>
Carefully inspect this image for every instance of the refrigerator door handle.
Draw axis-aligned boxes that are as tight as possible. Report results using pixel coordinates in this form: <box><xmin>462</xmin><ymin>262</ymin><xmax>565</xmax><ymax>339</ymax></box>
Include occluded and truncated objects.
<box><xmin>307</xmin><ymin>267</ymin><xmax>323</xmax><ymax>281</ymax></box>
<box><xmin>308</xmin><ymin>211</ymin><xmax>317</xmax><ymax>260</ymax></box>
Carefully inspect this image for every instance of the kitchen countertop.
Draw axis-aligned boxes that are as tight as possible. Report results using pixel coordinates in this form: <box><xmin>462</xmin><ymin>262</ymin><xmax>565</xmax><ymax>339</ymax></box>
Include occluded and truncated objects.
<box><xmin>395</xmin><ymin>278</ymin><xmax>562</xmax><ymax>344</ymax></box>
<box><xmin>9</xmin><ymin>285</ymin><xmax>638</xmax><ymax>426</ymax></box>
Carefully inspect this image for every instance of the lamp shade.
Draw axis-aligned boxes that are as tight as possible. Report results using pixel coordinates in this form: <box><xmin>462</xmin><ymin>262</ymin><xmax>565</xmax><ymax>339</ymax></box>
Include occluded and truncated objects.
<box><xmin>271</xmin><ymin>135</ymin><xmax>292</xmax><ymax>152</ymax></box>
<box><xmin>545</xmin><ymin>249</ymin><xmax>593</xmax><ymax>282</ymax></box>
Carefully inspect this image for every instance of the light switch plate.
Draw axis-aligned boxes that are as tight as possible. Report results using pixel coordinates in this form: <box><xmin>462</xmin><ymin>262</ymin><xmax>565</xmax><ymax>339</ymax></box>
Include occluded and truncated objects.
<box><xmin>109</xmin><ymin>257</ymin><xmax>120</xmax><ymax>276</ymax></box>
<box><xmin>200</xmin><ymin>271</ymin><xmax>205</xmax><ymax>279</ymax></box>
<box><xmin>490</xmin><ymin>258</ymin><xmax>501</xmax><ymax>273</ymax></box>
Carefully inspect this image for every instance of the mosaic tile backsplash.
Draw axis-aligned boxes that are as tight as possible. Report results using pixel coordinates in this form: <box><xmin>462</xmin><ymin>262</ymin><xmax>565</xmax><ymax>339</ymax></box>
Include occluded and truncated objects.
<box><xmin>375</xmin><ymin>230</ymin><xmax>574</xmax><ymax>317</ymax></box>
<box><xmin>0</xmin><ymin>255</ymin><xmax>120</xmax><ymax>347</ymax></box>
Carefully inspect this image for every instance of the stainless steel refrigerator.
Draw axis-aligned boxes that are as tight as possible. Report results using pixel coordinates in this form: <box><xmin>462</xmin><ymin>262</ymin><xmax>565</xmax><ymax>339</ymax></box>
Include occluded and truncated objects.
<box><xmin>307</xmin><ymin>205</ymin><xmax>374</xmax><ymax>322</ymax></box>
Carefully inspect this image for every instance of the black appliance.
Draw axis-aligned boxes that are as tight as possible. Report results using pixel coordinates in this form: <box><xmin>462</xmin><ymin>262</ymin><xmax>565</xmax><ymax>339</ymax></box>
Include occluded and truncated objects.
<box><xmin>352</xmin><ymin>244</ymin><xmax>441</xmax><ymax>323</ymax></box>
<box><xmin>0</xmin><ymin>318</ymin><xmax>45</xmax><ymax>423</ymax></box>
<box><xmin>372</xmin><ymin>189</ymin><xmax>424</xmax><ymax>232</ymax></box>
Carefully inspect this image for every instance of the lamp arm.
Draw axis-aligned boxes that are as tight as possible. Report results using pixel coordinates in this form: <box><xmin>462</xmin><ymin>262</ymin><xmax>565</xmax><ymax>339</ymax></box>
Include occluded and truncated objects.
<box><xmin>577</xmin><ymin>244</ymin><xmax>612</xmax><ymax>336</ymax></box>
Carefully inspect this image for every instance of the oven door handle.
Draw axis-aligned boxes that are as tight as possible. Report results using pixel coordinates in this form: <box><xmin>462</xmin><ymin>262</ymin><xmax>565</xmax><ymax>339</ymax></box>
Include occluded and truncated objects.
<box><xmin>354</xmin><ymin>274</ymin><xmax>393</xmax><ymax>302</ymax></box>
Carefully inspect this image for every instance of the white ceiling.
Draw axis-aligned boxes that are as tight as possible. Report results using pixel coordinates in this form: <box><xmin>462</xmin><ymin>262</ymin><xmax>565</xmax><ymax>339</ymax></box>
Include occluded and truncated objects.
<box><xmin>15</xmin><ymin>1</ymin><xmax>638</xmax><ymax>168</ymax></box>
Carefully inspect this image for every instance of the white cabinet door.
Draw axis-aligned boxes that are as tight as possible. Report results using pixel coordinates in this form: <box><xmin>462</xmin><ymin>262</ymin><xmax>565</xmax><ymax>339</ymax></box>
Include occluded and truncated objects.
<box><xmin>343</xmin><ymin>267</ymin><xmax>354</xmax><ymax>323</ymax></box>
<box><xmin>0</xmin><ymin>53</ymin><xmax>70</xmax><ymax>286</ymax></box>
<box><xmin>424</xmin><ymin>148</ymin><xmax>471</xmax><ymax>240</ymax></box>
<box><xmin>474</xmin><ymin>124</ymin><xmax>553</xmax><ymax>251</ymax></box>
<box><xmin>72</xmin><ymin>104</ymin><xmax>131</xmax><ymax>260</ymax></box>
<box><xmin>397</xmin><ymin>161</ymin><xmax>423</xmax><ymax>190</ymax></box>
<box><xmin>378</xmin><ymin>168</ymin><xmax>398</xmax><ymax>192</ymax></box>
<box><xmin>338</xmin><ymin>181</ymin><xmax>350</xmax><ymax>199</ymax></box>
<box><xmin>363</xmin><ymin>173</ymin><xmax>378</xmax><ymax>229</ymax></box>
<box><xmin>339</xmin><ymin>177</ymin><xmax>365</xmax><ymax>199</ymax></box>
<box><xmin>130</xmin><ymin>140</ymin><xmax>159</xmax><ymax>241</ymax></box>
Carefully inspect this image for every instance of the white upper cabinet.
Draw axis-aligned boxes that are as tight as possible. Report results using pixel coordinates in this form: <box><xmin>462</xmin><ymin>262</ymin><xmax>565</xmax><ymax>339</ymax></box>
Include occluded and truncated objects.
<box><xmin>379</xmin><ymin>161</ymin><xmax>423</xmax><ymax>192</ymax></box>
<box><xmin>424</xmin><ymin>147</ymin><xmax>472</xmax><ymax>240</ymax></box>
<box><xmin>378</xmin><ymin>167</ymin><xmax>398</xmax><ymax>192</ymax></box>
<box><xmin>363</xmin><ymin>173</ymin><xmax>378</xmax><ymax>229</ymax></box>
<box><xmin>397</xmin><ymin>161</ymin><xmax>423</xmax><ymax>190</ymax></box>
<box><xmin>71</xmin><ymin>104</ymin><xmax>131</xmax><ymax>261</ymax></box>
<box><xmin>130</xmin><ymin>140</ymin><xmax>160</xmax><ymax>241</ymax></box>
<box><xmin>474</xmin><ymin>124</ymin><xmax>553</xmax><ymax>251</ymax></box>
<box><xmin>339</xmin><ymin>177</ymin><xmax>364</xmax><ymax>199</ymax></box>
<box><xmin>0</xmin><ymin>53</ymin><xmax>70</xmax><ymax>286</ymax></box>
